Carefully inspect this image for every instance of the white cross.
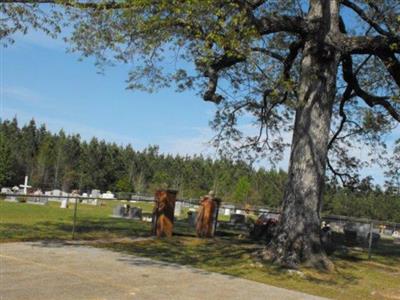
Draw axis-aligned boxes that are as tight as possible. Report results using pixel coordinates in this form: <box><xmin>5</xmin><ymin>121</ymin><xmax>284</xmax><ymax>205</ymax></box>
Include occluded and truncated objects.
<box><xmin>19</xmin><ymin>176</ymin><xmax>32</xmax><ymax>195</ymax></box>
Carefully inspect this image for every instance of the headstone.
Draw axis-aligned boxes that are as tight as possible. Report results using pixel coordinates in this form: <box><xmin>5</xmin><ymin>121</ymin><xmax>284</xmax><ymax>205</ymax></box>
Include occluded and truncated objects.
<box><xmin>344</xmin><ymin>222</ymin><xmax>380</xmax><ymax>245</ymax></box>
<box><xmin>1</xmin><ymin>187</ymin><xmax>12</xmax><ymax>194</ymax></box>
<box><xmin>187</xmin><ymin>210</ymin><xmax>198</xmax><ymax>227</ymax></box>
<box><xmin>174</xmin><ymin>201</ymin><xmax>183</xmax><ymax>217</ymax></box>
<box><xmin>101</xmin><ymin>191</ymin><xmax>114</xmax><ymax>199</ymax></box>
<box><xmin>60</xmin><ymin>198</ymin><xmax>69</xmax><ymax>208</ymax></box>
<box><xmin>152</xmin><ymin>189</ymin><xmax>178</xmax><ymax>238</ymax></box>
<box><xmin>28</xmin><ymin>189</ymin><xmax>48</xmax><ymax>205</ymax></box>
<box><xmin>230</xmin><ymin>213</ymin><xmax>246</xmax><ymax>225</ymax></box>
<box><xmin>113</xmin><ymin>205</ymin><xmax>125</xmax><ymax>217</ymax></box>
<box><xmin>90</xmin><ymin>189</ymin><xmax>101</xmax><ymax>198</ymax></box>
<box><xmin>223</xmin><ymin>205</ymin><xmax>235</xmax><ymax>216</ymax></box>
<box><xmin>128</xmin><ymin>207</ymin><xmax>142</xmax><ymax>220</ymax></box>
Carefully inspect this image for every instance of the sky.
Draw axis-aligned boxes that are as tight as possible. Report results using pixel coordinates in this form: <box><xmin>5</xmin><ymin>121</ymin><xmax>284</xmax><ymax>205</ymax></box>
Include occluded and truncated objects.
<box><xmin>0</xmin><ymin>28</ymin><xmax>398</xmax><ymax>186</ymax></box>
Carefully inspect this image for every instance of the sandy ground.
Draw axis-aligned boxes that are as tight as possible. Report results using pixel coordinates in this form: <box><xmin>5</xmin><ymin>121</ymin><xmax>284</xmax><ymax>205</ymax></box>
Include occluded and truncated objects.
<box><xmin>0</xmin><ymin>242</ymin><xmax>327</xmax><ymax>300</ymax></box>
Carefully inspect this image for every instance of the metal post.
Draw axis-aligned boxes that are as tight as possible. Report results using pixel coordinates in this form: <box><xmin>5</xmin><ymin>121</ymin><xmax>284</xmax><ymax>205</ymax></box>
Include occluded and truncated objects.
<box><xmin>368</xmin><ymin>221</ymin><xmax>373</xmax><ymax>260</ymax></box>
<box><xmin>71</xmin><ymin>194</ymin><xmax>78</xmax><ymax>240</ymax></box>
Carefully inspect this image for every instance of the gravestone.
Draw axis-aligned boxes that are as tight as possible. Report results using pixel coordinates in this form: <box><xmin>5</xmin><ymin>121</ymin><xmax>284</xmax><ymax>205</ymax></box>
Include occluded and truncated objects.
<box><xmin>128</xmin><ymin>207</ymin><xmax>142</xmax><ymax>220</ymax></box>
<box><xmin>28</xmin><ymin>190</ymin><xmax>48</xmax><ymax>205</ymax></box>
<box><xmin>223</xmin><ymin>205</ymin><xmax>235</xmax><ymax>216</ymax></box>
<box><xmin>49</xmin><ymin>189</ymin><xmax>61</xmax><ymax>202</ymax></box>
<box><xmin>102</xmin><ymin>191</ymin><xmax>114</xmax><ymax>199</ymax></box>
<box><xmin>60</xmin><ymin>198</ymin><xmax>69</xmax><ymax>208</ymax></box>
<box><xmin>90</xmin><ymin>189</ymin><xmax>101</xmax><ymax>198</ymax></box>
<box><xmin>113</xmin><ymin>205</ymin><xmax>125</xmax><ymax>217</ymax></box>
<box><xmin>187</xmin><ymin>210</ymin><xmax>198</xmax><ymax>227</ymax></box>
<box><xmin>1</xmin><ymin>187</ymin><xmax>12</xmax><ymax>194</ymax></box>
<box><xmin>151</xmin><ymin>189</ymin><xmax>178</xmax><ymax>238</ymax></box>
<box><xmin>344</xmin><ymin>222</ymin><xmax>380</xmax><ymax>246</ymax></box>
<box><xmin>174</xmin><ymin>201</ymin><xmax>183</xmax><ymax>217</ymax></box>
<box><xmin>230</xmin><ymin>213</ymin><xmax>246</xmax><ymax>225</ymax></box>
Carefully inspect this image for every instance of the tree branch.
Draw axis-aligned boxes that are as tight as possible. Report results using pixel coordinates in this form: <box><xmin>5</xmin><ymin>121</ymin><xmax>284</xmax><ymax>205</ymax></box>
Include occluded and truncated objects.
<box><xmin>202</xmin><ymin>54</ymin><xmax>246</xmax><ymax>104</ymax></box>
<box><xmin>233</xmin><ymin>0</ymin><xmax>307</xmax><ymax>35</ymax></box>
<box><xmin>376</xmin><ymin>50</ymin><xmax>400</xmax><ymax>87</ymax></box>
<box><xmin>340</xmin><ymin>0</ymin><xmax>392</xmax><ymax>37</ymax></box>
<box><xmin>342</xmin><ymin>54</ymin><xmax>400</xmax><ymax>122</ymax></box>
<box><xmin>341</xmin><ymin>35</ymin><xmax>400</xmax><ymax>55</ymax></box>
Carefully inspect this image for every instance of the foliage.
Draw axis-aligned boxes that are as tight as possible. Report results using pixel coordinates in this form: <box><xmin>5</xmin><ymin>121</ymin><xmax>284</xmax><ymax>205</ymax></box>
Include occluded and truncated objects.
<box><xmin>1</xmin><ymin>118</ymin><xmax>399</xmax><ymax>222</ymax></box>
<box><xmin>1</xmin><ymin>0</ymin><xmax>398</xmax><ymax>178</ymax></box>
<box><xmin>384</xmin><ymin>139</ymin><xmax>400</xmax><ymax>193</ymax></box>
<box><xmin>0</xmin><ymin>118</ymin><xmax>287</xmax><ymax>205</ymax></box>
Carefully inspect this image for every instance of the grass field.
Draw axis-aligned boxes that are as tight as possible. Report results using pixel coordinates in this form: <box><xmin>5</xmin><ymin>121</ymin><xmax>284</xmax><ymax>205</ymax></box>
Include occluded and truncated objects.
<box><xmin>1</xmin><ymin>200</ymin><xmax>399</xmax><ymax>299</ymax></box>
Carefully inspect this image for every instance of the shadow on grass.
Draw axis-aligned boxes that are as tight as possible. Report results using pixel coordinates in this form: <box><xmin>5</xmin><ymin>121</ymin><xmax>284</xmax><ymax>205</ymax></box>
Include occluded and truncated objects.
<box><xmin>0</xmin><ymin>217</ymin><xmax>152</xmax><ymax>242</ymax></box>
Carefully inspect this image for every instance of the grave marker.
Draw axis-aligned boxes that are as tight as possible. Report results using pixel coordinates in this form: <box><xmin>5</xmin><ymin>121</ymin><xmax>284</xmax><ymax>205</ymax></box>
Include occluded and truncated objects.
<box><xmin>19</xmin><ymin>176</ymin><xmax>31</xmax><ymax>195</ymax></box>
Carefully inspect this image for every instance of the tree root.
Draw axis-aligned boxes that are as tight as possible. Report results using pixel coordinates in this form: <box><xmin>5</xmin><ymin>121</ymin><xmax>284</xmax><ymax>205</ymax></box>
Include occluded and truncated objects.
<box><xmin>253</xmin><ymin>243</ymin><xmax>335</xmax><ymax>272</ymax></box>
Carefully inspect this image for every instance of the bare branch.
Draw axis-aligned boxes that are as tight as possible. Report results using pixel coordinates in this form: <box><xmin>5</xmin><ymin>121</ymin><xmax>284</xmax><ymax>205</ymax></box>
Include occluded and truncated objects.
<box><xmin>340</xmin><ymin>0</ymin><xmax>392</xmax><ymax>37</ymax></box>
<box><xmin>342</xmin><ymin>54</ymin><xmax>400</xmax><ymax>122</ymax></box>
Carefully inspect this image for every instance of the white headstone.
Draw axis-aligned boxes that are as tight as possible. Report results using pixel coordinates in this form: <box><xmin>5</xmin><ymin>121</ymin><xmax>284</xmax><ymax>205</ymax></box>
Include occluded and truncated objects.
<box><xmin>1</xmin><ymin>187</ymin><xmax>12</xmax><ymax>194</ymax></box>
<box><xmin>101</xmin><ymin>191</ymin><xmax>114</xmax><ymax>199</ymax></box>
<box><xmin>60</xmin><ymin>198</ymin><xmax>69</xmax><ymax>208</ymax></box>
<box><xmin>174</xmin><ymin>201</ymin><xmax>183</xmax><ymax>217</ymax></box>
<box><xmin>90</xmin><ymin>189</ymin><xmax>101</xmax><ymax>198</ymax></box>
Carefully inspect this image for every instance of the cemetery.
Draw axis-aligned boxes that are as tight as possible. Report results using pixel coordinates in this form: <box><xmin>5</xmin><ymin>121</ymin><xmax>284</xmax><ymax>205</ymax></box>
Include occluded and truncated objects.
<box><xmin>1</xmin><ymin>186</ymin><xmax>400</xmax><ymax>299</ymax></box>
<box><xmin>2</xmin><ymin>0</ymin><xmax>400</xmax><ymax>298</ymax></box>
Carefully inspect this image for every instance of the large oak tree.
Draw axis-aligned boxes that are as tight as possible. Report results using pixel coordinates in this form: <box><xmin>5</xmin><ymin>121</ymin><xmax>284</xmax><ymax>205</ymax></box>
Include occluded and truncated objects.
<box><xmin>2</xmin><ymin>0</ymin><xmax>399</xmax><ymax>268</ymax></box>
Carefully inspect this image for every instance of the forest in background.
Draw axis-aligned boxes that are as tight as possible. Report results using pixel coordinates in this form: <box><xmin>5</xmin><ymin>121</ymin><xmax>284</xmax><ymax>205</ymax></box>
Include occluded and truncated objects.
<box><xmin>1</xmin><ymin>118</ymin><xmax>399</xmax><ymax>222</ymax></box>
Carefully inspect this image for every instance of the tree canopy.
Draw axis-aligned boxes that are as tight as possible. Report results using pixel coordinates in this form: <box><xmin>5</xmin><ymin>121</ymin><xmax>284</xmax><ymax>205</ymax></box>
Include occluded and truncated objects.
<box><xmin>2</xmin><ymin>0</ymin><xmax>398</xmax><ymax>182</ymax></box>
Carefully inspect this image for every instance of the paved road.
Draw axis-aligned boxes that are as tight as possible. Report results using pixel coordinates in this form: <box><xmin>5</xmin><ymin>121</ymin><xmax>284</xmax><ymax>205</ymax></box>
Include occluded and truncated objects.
<box><xmin>0</xmin><ymin>242</ymin><xmax>327</xmax><ymax>300</ymax></box>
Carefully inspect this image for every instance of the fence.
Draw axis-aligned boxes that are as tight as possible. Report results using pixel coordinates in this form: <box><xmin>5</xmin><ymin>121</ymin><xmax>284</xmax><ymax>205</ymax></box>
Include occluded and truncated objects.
<box><xmin>1</xmin><ymin>193</ymin><xmax>399</xmax><ymax>260</ymax></box>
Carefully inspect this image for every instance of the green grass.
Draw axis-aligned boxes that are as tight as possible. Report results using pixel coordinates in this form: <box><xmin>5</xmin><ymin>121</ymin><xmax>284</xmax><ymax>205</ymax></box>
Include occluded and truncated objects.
<box><xmin>0</xmin><ymin>200</ymin><xmax>153</xmax><ymax>241</ymax></box>
<box><xmin>1</xmin><ymin>200</ymin><xmax>399</xmax><ymax>299</ymax></box>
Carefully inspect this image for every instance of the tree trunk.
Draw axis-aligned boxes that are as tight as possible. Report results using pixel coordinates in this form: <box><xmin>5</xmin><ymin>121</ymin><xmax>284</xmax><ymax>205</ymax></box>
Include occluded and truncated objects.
<box><xmin>269</xmin><ymin>0</ymin><xmax>341</xmax><ymax>269</ymax></box>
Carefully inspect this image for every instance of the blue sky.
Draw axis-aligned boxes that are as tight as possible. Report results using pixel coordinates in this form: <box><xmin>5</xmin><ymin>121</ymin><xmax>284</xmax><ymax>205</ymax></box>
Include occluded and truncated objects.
<box><xmin>1</xmin><ymin>30</ymin><xmax>217</xmax><ymax>156</ymax></box>
<box><xmin>1</xmin><ymin>29</ymin><xmax>397</xmax><ymax>186</ymax></box>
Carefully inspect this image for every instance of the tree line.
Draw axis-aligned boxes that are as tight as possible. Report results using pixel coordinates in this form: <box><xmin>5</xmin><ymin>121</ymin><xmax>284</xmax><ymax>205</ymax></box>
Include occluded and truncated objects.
<box><xmin>1</xmin><ymin>118</ymin><xmax>399</xmax><ymax>222</ymax></box>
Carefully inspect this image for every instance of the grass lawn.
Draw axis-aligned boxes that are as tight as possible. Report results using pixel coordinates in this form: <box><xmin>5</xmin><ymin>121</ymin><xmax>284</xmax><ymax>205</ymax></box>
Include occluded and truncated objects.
<box><xmin>0</xmin><ymin>200</ymin><xmax>153</xmax><ymax>241</ymax></box>
<box><xmin>1</xmin><ymin>200</ymin><xmax>399</xmax><ymax>299</ymax></box>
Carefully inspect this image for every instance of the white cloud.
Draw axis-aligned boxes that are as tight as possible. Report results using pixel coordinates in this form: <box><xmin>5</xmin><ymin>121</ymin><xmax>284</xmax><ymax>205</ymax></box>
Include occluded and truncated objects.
<box><xmin>2</xmin><ymin>86</ymin><xmax>43</xmax><ymax>103</ymax></box>
<box><xmin>160</xmin><ymin>127</ymin><xmax>216</xmax><ymax>157</ymax></box>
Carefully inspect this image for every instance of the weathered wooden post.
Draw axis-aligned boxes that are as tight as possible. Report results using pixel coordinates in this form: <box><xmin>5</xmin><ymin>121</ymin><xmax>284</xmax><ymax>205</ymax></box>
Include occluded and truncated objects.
<box><xmin>151</xmin><ymin>189</ymin><xmax>178</xmax><ymax>238</ymax></box>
